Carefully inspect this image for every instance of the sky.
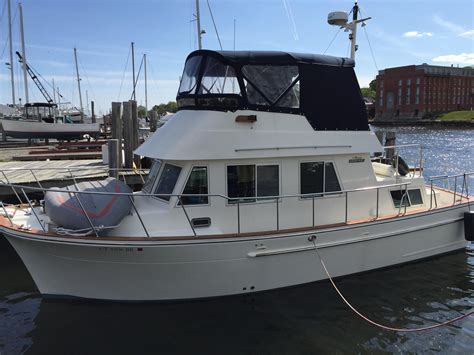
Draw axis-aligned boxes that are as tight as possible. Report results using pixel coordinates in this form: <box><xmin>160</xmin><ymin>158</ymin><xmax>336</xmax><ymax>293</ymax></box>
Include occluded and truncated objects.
<box><xmin>0</xmin><ymin>0</ymin><xmax>473</xmax><ymax>114</ymax></box>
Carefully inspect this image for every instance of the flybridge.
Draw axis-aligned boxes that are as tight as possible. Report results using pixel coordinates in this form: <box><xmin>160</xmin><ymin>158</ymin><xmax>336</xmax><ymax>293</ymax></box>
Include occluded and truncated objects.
<box><xmin>176</xmin><ymin>49</ymin><xmax>369</xmax><ymax>131</ymax></box>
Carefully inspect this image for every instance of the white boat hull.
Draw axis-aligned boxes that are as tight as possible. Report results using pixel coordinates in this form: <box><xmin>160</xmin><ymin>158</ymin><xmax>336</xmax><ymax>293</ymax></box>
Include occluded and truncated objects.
<box><xmin>1</xmin><ymin>204</ymin><xmax>468</xmax><ymax>301</ymax></box>
<box><xmin>0</xmin><ymin>119</ymin><xmax>100</xmax><ymax>139</ymax></box>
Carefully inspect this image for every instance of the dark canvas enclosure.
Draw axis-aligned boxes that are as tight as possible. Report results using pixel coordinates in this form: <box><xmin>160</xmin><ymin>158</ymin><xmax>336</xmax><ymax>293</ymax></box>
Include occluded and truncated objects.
<box><xmin>177</xmin><ymin>50</ymin><xmax>369</xmax><ymax>131</ymax></box>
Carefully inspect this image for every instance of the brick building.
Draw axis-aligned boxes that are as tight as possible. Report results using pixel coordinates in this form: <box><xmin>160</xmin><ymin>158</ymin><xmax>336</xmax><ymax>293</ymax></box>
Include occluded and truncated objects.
<box><xmin>375</xmin><ymin>64</ymin><xmax>473</xmax><ymax>120</ymax></box>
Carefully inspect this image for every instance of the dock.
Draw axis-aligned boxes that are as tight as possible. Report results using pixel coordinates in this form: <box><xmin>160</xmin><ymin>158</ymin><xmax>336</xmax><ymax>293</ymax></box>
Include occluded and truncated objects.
<box><xmin>0</xmin><ymin>159</ymin><xmax>148</xmax><ymax>199</ymax></box>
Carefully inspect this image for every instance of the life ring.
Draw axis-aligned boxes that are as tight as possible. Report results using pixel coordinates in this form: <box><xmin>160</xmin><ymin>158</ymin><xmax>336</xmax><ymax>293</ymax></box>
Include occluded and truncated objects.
<box><xmin>395</xmin><ymin>156</ymin><xmax>410</xmax><ymax>176</ymax></box>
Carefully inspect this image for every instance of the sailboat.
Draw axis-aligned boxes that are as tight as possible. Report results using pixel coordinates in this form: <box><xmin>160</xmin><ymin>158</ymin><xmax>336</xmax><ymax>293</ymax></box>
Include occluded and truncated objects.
<box><xmin>0</xmin><ymin>2</ymin><xmax>99</xmax><ymax>140</ymax></box>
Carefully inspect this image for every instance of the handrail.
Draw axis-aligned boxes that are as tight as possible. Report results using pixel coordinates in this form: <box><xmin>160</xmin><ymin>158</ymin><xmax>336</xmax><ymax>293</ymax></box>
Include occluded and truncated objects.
<box><xmin>0</xmin><ymin>181</ymin><xmax>413</xmax><ymax>199</ymax></box>
<box><xmin>0</xmin><ymin>180</ymin><xmax>414</xmax><ymax>238</ymax></box>
<box><xmin>428</xmin><ymin>172</ymin><xmax>473</xmax><ymax>209</ymax></box>
<box><xmin>1</xmin><ymin>175</ymin><xmax>470</xmax><ymax>237</ymax></box>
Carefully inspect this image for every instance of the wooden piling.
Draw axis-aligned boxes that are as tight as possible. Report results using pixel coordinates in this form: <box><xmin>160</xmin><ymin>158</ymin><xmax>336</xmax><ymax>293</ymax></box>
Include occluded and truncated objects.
<box><xmin>130</xmin><ymin>100</ymin><xmax>140</xmax><ymax>168</ymax></box>
<box><xmin>111</xmin><ymin>102</ymin><xmax>123</xmax><ymax>169</ymax></box>
<box><xmin>108</xmin><ymin>139</ymin><xmax>119</xmax><ymax>178</ymax></box>
<box><xmin>91</xmin><ymin>101</ymin><xmax>96</xmax><ymax>124</ymax></box>
<box><xmin>385</xmin><ymin>132</ymin><xmax>396</xmax><ymax>160</ymax></box>
<box><xmin>149</xmin><ymin>110</ymin><xmax>158</xmax><ymax>132</ymax></box>
<box><xmin>122</xmin><ymin>101</ymin><xmax>133</xmax><ymax>169</ymax></box>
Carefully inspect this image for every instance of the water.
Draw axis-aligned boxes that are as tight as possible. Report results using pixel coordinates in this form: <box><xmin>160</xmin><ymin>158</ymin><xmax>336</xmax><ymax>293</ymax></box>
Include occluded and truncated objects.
<box><xmin>1</xmin><ymin>127</ymin><xmax>473</xmax><ymax>354</ymax></box>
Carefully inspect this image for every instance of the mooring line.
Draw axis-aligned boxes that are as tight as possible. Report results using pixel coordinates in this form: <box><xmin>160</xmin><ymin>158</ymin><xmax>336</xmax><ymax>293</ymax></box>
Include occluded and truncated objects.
<box><xmin>308</xmin><ymin>235</ymin><xmax>474</xmax><ymax>332</ymax></box>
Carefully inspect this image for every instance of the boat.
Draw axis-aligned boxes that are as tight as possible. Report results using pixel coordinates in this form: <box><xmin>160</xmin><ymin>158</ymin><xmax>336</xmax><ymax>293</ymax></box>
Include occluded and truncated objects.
<box><xmin>0</xmin><ymin>103</ymin><xmax>100</xmax><ymax>140</ymax></box>
<box><xmin>0</xmin><ymin>49</ymin><xmax>472</xmax><ymax>301</ymax></box>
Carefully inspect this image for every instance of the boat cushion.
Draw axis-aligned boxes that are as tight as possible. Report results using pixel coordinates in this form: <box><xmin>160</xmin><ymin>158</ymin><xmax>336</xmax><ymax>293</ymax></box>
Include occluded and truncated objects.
<box><xmin>44</xmin><ymin>177</ymin><xmax>132</xmax><ymax>231</ymax></box>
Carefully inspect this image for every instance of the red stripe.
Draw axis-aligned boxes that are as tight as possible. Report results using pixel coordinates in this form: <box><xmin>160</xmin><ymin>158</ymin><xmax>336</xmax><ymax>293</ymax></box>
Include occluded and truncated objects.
<box><xmin>54</xmin><ymin>183</ymin><xmax>123</xmax><ymax>219</ymax></box>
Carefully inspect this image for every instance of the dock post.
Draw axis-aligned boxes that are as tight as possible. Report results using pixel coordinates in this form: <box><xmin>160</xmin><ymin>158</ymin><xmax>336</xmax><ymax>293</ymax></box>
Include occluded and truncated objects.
<box><xmin>111</xmin><ymin>102</ymin><xmax>123</xmax><ymax>169</ymax></box>
<box><xmin>130</xmin><ymin>100</ymin><xmax>140</xmax><ymax>168</ymax></box>
<box><xmin>385</xmin><ymin>132</ymin><xmax>396</xmax><ymax>160</ymax></box>
<box><xmin>108</xmin><ymin>139</ymin><xmax>119</xmax><ymax>178</ymax></box>
<box><xmin>149</xmin><ymin>110</ymin><xmax>158</xmax><ymax>132</ymax></box>
<box><xmin>122</xmin><ymin>101</ymin><xmax>133</xmax><ymax>169</ymax></box>
<box><xmin>91</xmin><ymin>101</ymin><xmax>96</xmax><ymax>124</ymax></box>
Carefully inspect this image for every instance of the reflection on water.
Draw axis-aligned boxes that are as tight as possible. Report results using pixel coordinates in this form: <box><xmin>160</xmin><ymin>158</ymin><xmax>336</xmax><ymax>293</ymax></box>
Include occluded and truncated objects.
<box><xmin>1</xmin><ymin>127</ymin><xmax>473</xmax><ymax>354</ymax></box>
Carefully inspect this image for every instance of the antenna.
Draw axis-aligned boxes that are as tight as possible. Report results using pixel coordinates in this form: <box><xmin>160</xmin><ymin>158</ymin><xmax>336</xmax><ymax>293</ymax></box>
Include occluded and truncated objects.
<box><xmin>327</xmin><ymin>1</ymin><xmax>371</xmax><ymax>61</ymax></box>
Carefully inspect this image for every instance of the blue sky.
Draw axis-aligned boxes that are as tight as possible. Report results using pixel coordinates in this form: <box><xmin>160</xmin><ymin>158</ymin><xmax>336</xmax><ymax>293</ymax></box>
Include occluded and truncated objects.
<box><xmin>1</xmin><ymin>0</ymin><xmax>473</xmax><ymax>114</ymax></box>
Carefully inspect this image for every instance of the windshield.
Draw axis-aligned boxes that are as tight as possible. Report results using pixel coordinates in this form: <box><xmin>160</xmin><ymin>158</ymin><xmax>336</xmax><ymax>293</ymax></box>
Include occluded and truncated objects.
<box><xmin>198</xmin><ymin>57</ymin><xmax>240</xmax><ymax>95</ymax></box>
<box><xmin>142</xmin><ymin>160</ymin><xmax>162</xmax><ymax>193</ymax></box>
<box><xmin>178</xmin><ymin>56</ymin><xmax>202</xmax><ymax>94</ymax></box>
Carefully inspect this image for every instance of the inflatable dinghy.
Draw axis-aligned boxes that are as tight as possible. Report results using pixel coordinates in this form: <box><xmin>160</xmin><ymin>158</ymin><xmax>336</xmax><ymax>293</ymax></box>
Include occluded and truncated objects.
<box><xmin>44</xmin><ymin>177</ymin><xmax>132</xmax><ymax>231</ymax></box>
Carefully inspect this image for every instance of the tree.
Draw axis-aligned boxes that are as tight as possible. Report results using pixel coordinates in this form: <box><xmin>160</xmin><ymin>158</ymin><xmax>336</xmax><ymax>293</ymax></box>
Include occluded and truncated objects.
<box><xmin>361</xmin><ymin>87</ymin><xmax>375</xmax><ymax>99</ymax></box>
<box><xmin>152</xmin><ymin>101</ymin><xmax>178</xmax><ymax>116</ymax></box>
<box><xmin>369</xmin><ymin>79</ymin><xmax>376</xmax><ymax>92</ymax></box>
<box><xmin>137</xmin><ymin>105</ymin><xmax>147</xmax><ymax>118</ymax></box>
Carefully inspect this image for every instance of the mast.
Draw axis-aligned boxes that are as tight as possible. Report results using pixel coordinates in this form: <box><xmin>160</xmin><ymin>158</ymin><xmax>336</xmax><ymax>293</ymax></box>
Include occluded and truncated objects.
<box><xmin>19</xmin><ymin>2</ymin><xmax>29</xmax><ymax>104</ymax></box>
<box><xmin>8</xmin><ymin>0</ymin><xmax>15</xmax><ymax>106</ymax></box>
<box><xmin>233</xmin><ymin>19</ymin><xmax>236</xmax><ymax>50</ymax></box>
<box><xmin>144</xmin><ymin>53</ymin><xmax>148</xmax><ymax>114</ymax></box>
<box><xmin>196</xmin><ymin>0</ymin><xmax>202</xmax><ymax>49</ymax></box>
<box><xmin>349</xmin><ymin>1</ymin><xmax>358</xmax><ymax>60</ymax></box>
<box><xmin>327</xmin><ymin>1</ymin><xmax>370</xmax><ymax>62</ymax></box>
<box><xmin>131</xmin><ymin>42</ymin><xmax>136</xmax><ymax>100</ymax></box>
<box><xmin>86</xmin><ymin>90</ymin><xmax>89</xmax><ymax>115</ymax></box>
<box><xmin>74</xmin><ymin>47</ymin><xmax>84</xmax><ymax>122</ymax></box>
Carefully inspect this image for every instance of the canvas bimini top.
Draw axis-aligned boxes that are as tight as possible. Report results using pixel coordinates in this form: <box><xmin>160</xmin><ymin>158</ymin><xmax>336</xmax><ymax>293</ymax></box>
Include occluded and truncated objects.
<box><xmin>176</xmin><ymin>49</ymin><xmax>369</xmax><ymax>131</ymax></box>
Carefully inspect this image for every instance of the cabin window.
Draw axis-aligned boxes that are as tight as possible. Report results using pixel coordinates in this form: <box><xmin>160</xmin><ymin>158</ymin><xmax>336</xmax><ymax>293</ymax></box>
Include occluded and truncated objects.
<box><xmin>180</xmin><ymin>166</ymin><xmax>209</xmax><ymax>205</ymax></box>
<box><xmin>227</xmin><ymin>164</ymin><xmax>279</xmax><ymax>203</ymax></box>
<box><xmin>390</xmin><ymin>189</ymin><xmax>423</xmax><ymax>208</ymax></box>
<box><xmin>198</xmin><ymin>57</ymin><xmax>240</xmax><ymax>95</ymax></box>
<box><xmin>154</xmin><ymin>164</ymin><xmax>182</xmax><ymax>201</ymax></box>
<box><xmin>242</xmin><ymin>65</ymin><xmax>299</xmax><ymax>108</ymax></box>
<box><xmin>178</xmin><ymin>56</ymin><xmax>202</xmax><ymax>94</ymax></box>
<box><xmin>142</xmin><ymin>159</ymin><xmax>162</xmax><ymax>193</ymax></box>
<box><xmin>300</xmin><ymin>162</ymin><xmax>341</xmax><ymax>196</ymax></box>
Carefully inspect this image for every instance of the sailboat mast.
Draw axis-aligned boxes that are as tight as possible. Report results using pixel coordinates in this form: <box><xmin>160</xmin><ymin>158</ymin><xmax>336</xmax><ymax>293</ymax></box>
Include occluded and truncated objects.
<box><xmin>19</xmin><ymin>2</ymin><xmax>29</xmax><ymax>104</ymax></box>
<box><xmin>144</xmin><ymin>53</ymin><xmax>148</xmax><ymax>114</ymax></box>
<box><xmin>196</xmin><ymin>0</ymin><xmax>202</xmax><ymax>49</ymax></box>
<box><xmin>74</xmin><ymin>47</ymin><xmax>84</xmax><ymax>122</ymax></box>
<box><xmin>8</xmin><ymin>0</ymin><xmax>15</xmax><ymax>106</ymax></box>
<box><xmin>131</xmin><ymin>42</ymin><xmax>136</xmax><ymax>100</ymax></box>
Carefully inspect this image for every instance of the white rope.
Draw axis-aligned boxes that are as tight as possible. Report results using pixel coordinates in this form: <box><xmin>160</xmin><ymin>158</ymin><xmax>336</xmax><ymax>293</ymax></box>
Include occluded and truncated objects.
<box><xmin>309</xmin><ymin>235</ymin><xmax>473</xmax><ymax>332</ymax></box>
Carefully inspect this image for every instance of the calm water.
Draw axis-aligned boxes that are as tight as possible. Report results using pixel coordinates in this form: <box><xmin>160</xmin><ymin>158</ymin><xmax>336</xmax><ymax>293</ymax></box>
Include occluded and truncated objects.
<box><xmin>1</xmin><ymin>127</ymin><xmax>473</xmax><ymax>354</ymax></box>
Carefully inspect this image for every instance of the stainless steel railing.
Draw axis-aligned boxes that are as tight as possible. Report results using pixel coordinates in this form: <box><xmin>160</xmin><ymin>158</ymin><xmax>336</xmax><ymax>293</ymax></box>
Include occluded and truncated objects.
<box><xmin>381</xmin><ymin>143</ymin><xmax>424</xmax><ymax>178</ymax></box>
<box><xmin>428</xmin><ymin>172</ymin><xmax>473</xmax><ymax>209</ymax></box>
<box><xmin>1</xmin><ymin>179</ymin><xmax>418</xmax><ymax>238</ymax></box>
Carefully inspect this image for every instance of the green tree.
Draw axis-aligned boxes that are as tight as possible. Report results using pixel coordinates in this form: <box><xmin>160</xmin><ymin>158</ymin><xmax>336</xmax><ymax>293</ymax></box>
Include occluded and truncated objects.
<box><xmin>137</xmin><ymin>105</ymin><xmax>147</xmax><ymax>118</ymax></box>
<box><xmin>152</xmin><ymin>101</ymin><xmax>178</xmax><ymax>116</ymax></box>
<box><xmin>369</xmin><ymin>79</ymin><xmax>376</xmax><ymax>92</ymax></box>
<box><xmin>361</xmin><ymin>87</ymin><xmax>375</xmax><ymax>99</ymax></box>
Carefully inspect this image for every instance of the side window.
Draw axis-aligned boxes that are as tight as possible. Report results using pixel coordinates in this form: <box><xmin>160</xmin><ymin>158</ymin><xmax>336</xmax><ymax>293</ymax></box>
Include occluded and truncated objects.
<box><xmin>408</xmin><ymin>189</ymin><xmax>423</xmax><ymax>205</ymax></box>
<box><xmin>227</xmin><ymin>165</ymin><xmax>256</xmax><ymax>203</ymax></box>
<box><xmin>300</xmin><ymin>162</ymin><xmax>324</xmax><ymax>194</ymax></box>
<box><xmin>390</xmin><ymin>189</ymin><xmax>423</xmax><ymax>208</ymax></box>
<box><xmin>154</xmin><ymin>164</ymin><xmax>182</xmax><ymax>201</ymax></box>
<box><xmin>300</xmin><ymin>162</ymin><xmax>341</xmax><ymax>195</ymax></box>
<box><xmin>142</xmin><ymin>160</ymin><xmax>162</xmax><ymax>193</ymax></box>
<box><xmin>181</xmin><ymin>166</ymin><xmax>209</xmax><ymax>205</ymax></box>
<box><xmin>227</xmin><ymin>164</ymin><xmax>279</xmax><ymax>203</ymax></box>
<box><xmin>325</xmin><ymin>163</ymin><xmax>341</xmax><ymax>192</ymax></box>
<box><xmin>257</xmin><ymin>165</ymin><xmax>279</xmax><ymax>197</ymax></box>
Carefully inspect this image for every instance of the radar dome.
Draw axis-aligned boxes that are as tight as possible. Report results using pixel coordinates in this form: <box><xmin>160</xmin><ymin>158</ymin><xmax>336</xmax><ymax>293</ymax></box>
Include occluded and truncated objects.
<box><xmin>328</xmin><ymin>11</ymin><xmax>348</xmax><ymax>26</ymax></box>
